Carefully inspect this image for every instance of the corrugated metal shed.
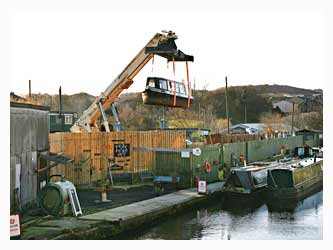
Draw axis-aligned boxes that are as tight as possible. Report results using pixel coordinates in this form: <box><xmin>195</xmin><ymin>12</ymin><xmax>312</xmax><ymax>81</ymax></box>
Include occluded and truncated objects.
<box><xmin>10</xmin><ymin>102</ymin><xmax>49</xmax><ymax>154</ymax></box>
<box><xmin>10</xmin><ymin>102</ymin><xmax>50</xmax><ymax>211</ymax></box>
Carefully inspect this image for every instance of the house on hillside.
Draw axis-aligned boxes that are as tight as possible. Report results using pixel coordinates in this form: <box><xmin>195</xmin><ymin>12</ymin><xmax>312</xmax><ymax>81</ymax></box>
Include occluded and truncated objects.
<box><xmin>272</xmin><ymin>97</ymin><xmax>303</xmax><ymax>114</ymax></box>
<box><xmin>299</xmin><ymin>95</ymin><xmax>323</xmax><ymax>113</ymax></box>
<box><xmin>272</xmin><ymin>95</ymin><xmax>322</xmax><ymax>114</ymax></box>
<box><xmin>272</xmin><ymin>100</ymin><xmax>294</xmax><ymax>114</ymax></box>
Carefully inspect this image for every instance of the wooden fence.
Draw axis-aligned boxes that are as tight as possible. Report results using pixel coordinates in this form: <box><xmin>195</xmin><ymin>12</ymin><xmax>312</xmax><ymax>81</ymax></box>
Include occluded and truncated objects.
<box><xmin>205</xmin><ymin>133</ymin><xmax>262</xmax><ymax>144</ymax></box>
<box><xmin>49</xmin><ymin>130</ymin><xmax>186</xmax><ymax>185</ymax></box>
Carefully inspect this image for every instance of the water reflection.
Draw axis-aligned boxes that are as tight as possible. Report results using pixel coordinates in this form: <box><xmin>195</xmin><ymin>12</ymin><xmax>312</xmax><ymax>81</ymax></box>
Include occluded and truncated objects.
<box><xmin>125</xmin><ymin>190</ymin><xmax>322</xmax><ymax>240</ymax></box>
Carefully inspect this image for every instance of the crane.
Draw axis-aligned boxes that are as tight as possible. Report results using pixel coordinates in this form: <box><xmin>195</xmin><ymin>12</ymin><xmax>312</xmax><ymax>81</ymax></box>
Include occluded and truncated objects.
<box><xmin>70</xmin><ymin>30</ymin><xmax>194</xmax><ymax>132</ymax></box>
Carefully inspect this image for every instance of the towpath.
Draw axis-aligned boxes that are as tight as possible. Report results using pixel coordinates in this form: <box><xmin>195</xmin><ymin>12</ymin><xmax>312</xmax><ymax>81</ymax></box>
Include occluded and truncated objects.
<box><xmin>21</xmin><ymin>182</ymin><xmax>224</xmax><ymax>239</ymax></box>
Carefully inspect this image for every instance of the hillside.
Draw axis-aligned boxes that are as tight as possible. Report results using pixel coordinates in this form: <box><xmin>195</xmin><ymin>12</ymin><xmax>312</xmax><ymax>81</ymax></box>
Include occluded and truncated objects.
<box><xmin>27</xmin><ymin>84</ymin><xmax>322</xmax><ymax>131</ymax></box>
<box><xmin>255</xmin><ymin>84</ymin><xmax>322</xmax><ymax>95</ymax></box>
<box><xmin>29</xmin><ymin>92</ymin><xmax>95</xmax><ymax>116</ymax></box>
<box><xmin>215</xmin><ymin>84</ymin><xmax>322</xmax><ymax>96</ymax></box>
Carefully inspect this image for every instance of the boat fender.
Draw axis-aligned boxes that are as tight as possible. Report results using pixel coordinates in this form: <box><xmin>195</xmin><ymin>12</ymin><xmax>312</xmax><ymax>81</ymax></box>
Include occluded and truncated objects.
<box><xmin>239</xmin><ymin>153</ymin><xmax>244</xmax><ymax>162</ymax></box>
<box><xmin>205</xmin><ymin>162</ymin><xmax>211</xmax><ymax>173</ymax></box>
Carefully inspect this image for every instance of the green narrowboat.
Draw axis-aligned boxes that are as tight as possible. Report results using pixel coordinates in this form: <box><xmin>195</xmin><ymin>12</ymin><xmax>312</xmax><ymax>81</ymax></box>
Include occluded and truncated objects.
<box><xmin>221</xmin><ymin>157</ymin><xmax>306</xmax><ymax>206</ymax></box>
<box><xmin>266</xmin><ymin>156</ymin><xmax>323</xmax><ymax>201</ymax></box>
<box><xmin>221</xmin><ymin>163</ymin><xmax>277</xmax><ymax>204</ymax></box>
<box><xmin>142</xmin><ymin>77</ymin><xmax>194</xmax><ymax>108</ymax></box>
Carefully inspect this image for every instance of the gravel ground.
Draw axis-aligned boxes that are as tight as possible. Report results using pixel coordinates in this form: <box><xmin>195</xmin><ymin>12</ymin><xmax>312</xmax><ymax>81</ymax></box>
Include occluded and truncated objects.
<box><xmin>78</xmin><ymin>184</ymin><xmax>157</xmax><ymax>214</ymax></box>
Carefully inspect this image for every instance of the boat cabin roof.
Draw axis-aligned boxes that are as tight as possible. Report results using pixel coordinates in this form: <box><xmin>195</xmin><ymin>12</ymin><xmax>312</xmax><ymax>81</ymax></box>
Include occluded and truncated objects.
<box><xmin>271</xmin><ymin>157</ymin><xmax>323</xmax><ymax>172</ymax></box>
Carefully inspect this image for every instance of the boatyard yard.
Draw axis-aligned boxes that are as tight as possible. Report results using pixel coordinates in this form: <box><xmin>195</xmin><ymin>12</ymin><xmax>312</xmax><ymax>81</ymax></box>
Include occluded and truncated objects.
<box><xmin>10</xmin><ymin>98</ymin><xmax>324</xmax><ymax>240</ymax></box>
<box><xmin>7</xmin><ymin>1</ymin><xmax>328</xmax><ymax>242</ymax></box>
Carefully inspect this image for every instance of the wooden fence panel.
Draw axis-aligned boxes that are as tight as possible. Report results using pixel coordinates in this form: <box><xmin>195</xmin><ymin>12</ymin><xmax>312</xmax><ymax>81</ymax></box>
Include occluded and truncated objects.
<box><xmin>49</xmin><ymin>130</ymin><xmax>186</xmax><ymax>185</ymax></box>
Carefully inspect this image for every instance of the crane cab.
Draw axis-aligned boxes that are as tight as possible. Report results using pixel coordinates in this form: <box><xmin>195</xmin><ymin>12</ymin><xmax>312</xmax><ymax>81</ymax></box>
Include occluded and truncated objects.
<box><xmin>142</xmin><ymin>77</ymin><xmax>194</xmax><ymax>108</ymax></box>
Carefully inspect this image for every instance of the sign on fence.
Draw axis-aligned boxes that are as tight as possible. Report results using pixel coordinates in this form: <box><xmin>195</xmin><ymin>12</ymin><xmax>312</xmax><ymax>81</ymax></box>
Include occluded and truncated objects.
<box><xmin>114</xmin><ymin>144</ymin><xmax>130</xmax><ymax>157</ymax></box>
<box><xmin>193</xmin><ymin>148</ymin><xmax>202</xmax><ymax>156</ymax></box>
<box><xmin>181</xmin><ymin>151</ymin><xmax>190</xmax><ymax>158</ymax></box>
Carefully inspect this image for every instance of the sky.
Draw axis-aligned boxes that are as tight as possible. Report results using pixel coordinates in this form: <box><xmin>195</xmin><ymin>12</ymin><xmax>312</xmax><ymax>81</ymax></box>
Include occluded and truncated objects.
<box><xmin>7</xmin><ymin>1</ymin><xmax>327</xmax><ymax>96</ymax></box>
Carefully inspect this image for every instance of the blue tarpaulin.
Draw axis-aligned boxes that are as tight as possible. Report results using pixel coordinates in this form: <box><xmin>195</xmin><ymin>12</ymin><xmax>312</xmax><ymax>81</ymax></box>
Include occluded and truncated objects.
<box><xmin>153</xmin><ymin>176</ymin><xmax>180</xmax><ymax>183</ymax></box>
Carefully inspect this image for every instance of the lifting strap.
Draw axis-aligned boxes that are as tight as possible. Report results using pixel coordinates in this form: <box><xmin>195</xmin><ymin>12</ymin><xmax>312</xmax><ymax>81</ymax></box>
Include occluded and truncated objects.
<box><xmin>172</xmin><ymin>57</ymin><xmax>177</xmax><ymax>106</ymax></box>
<box><xmin>186</xmin><ymin>61</ymin><xmax>191</xmax><ymax>108</ymax></box>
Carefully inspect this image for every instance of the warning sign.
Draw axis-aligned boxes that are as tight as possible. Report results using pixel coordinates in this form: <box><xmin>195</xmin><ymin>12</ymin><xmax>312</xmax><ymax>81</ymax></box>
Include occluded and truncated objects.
<box><xmin>198</xmin><ymin>180</ymin><xmax>207</xmax><ymax>194</ymax></box>
<box><xmin>10</xmin><ymin>214</ymin><xmax>21</xmax><ymax>238</ymax></box>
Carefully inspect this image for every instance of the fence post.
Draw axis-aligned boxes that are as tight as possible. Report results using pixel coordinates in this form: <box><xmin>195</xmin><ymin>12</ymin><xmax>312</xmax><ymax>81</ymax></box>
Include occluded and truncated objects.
<box><xmin>221</xmin><ymin>136</ymin><xmax>224</xmax><ymax>169</ymax></box>
<box><xmin>190</xmin><ymin>153</ymin><xmax>193</xmax><ymax>188</ymax></box>
<box><xmin>245</xmin><ymin>141</ymin><xmax>249</xmax><ymax>163</ymax></box>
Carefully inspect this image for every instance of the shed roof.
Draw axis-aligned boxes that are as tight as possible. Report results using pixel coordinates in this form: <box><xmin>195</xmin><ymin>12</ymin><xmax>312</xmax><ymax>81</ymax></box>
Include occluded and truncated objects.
<box><xmin>10</xmin><ymin>102</ymin><xmax>50</xmax><ymax>111</ymax></box>
<box><xmin>225</xmin><ymin>123</ymin><xmax>298</xmax><ymax>133</ymax></box>
<box><xmin>230</xmin><ymin>123</ymin><xmax>267</xmax><ymax>133</ymax></box>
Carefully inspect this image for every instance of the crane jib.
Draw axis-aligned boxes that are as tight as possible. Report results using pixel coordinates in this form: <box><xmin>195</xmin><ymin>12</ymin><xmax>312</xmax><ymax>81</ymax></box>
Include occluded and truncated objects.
<box><xmin>71</xmin><ymin>31</ymin><xmax>194</xmax><ymax>132</ymax></box>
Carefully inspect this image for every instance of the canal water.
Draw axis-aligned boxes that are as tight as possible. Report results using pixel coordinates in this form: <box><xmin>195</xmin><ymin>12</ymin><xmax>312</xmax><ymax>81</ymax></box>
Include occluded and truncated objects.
<box><xmin>125</xmin><ymin>191</ymin><xmax>322</xmax><ymax>240</ymax></box>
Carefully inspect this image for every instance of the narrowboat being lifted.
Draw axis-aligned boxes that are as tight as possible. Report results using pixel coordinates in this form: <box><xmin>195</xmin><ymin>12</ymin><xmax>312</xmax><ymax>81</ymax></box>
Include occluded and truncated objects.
<box><xmin>142</xmin><ymin>77</ymin><xmax>194</xmax><ymax>108</ymax></box>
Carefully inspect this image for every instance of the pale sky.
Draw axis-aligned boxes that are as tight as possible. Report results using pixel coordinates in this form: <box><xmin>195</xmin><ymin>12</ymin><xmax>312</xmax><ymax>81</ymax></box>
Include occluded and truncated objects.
<box><xmin>8</xmin><ymin>1</ymin><xmax>326</xmax><ymax>96</ymax></box>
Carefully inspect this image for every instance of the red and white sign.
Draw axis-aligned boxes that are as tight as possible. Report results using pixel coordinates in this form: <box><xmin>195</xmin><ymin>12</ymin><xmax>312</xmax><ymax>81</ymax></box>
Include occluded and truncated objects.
<box><xmin>198</xmin><ymin>180</ymin><xmax>207</xmax><ymax>194</ymax></box>
<box><xmin>10</xmin><ymin>214</ymin><xmax>21</xmax><ymax>238</ymax></box>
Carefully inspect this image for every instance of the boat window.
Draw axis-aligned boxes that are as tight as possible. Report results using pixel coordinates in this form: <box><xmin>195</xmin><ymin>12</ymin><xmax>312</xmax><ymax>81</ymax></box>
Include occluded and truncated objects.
<box><xmin>148</xmin><ymin>79</ymin><xmax>155</xmax><ymax>88</ymax></box>
<box><xmin>297</xmin><ymin>147</ymin><xmax>305</xmax><ymax>156</ymax></box>
<box><xmin>252</xmin><ymin>171</ymin><xmax>267</xmax><ymax>186</ymax></box>
<box><xmin>179</xmin><ymin>84</ymin><xmax>186</xmax><ymax>95</ymax></box>
<box><xmin>176</xmin><ymin>83</ymin><xmax>181</xmax><ymax>93</ymax></box>
<box><xmin>170</xmin><ymin>81</ymin><xmax>176</xmax><ymax>92</ymax></box>
<box><xmin>159</xmin><ymin>79</ymin><xmax>168</xmax><ymax>90</ymax></box>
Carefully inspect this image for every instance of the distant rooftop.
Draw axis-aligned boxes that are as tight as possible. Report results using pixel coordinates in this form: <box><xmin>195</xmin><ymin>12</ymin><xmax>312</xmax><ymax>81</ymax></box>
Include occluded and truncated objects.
<box><xmin>223</xmin><ymin>123</ymin><xmax>298</xmax><ymax>134</ymax></box>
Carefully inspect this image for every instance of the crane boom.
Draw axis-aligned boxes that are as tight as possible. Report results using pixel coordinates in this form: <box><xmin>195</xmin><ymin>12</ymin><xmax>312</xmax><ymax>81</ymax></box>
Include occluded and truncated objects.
<box><xmin>71</xmin><ymin>31</ymin><xmax>193</xmax><ymax>132</ymax></box>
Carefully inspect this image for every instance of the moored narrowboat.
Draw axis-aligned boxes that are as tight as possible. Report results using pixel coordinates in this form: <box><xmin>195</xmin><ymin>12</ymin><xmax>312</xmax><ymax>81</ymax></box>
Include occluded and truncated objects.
<box><xmin>221</xmin><ymin>158</ymin><xmax>301</xmax><ymax>203</ymax></box>
<box><xmin>142</xmin><ymin>77</ymin><xmax>194</xmax><ymax>108</ymax></box>
<box><xmin>222</xmin><ymin>164</ymin><xmax>276</xmax><ymax>201</ymax></box>
<box><xmin>266</xmin><ymin>156</ymin><xmax>323</xmax><ymax>201</ymax></box>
